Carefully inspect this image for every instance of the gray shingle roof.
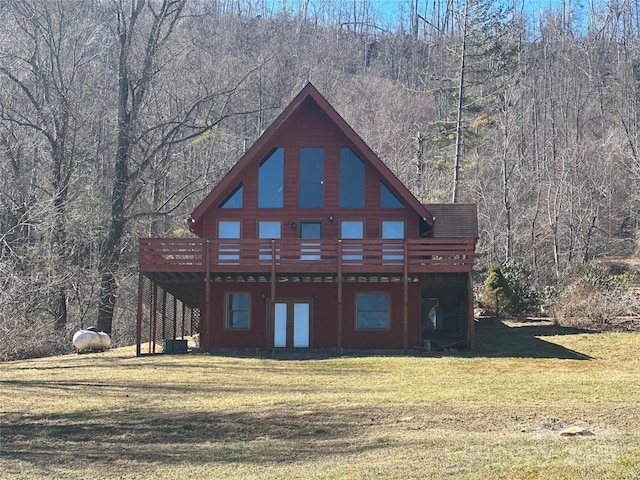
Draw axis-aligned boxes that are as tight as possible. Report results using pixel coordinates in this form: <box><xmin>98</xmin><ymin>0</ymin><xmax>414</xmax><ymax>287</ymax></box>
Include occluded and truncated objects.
<box><xmin>423</xmin><ymin>203</ymin><xmax>478</xmax><ymax>239</ymax></box>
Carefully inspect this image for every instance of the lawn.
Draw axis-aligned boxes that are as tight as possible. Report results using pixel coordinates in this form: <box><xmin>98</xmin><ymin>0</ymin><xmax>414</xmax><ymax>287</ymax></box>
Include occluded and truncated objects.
<box><xmin>1</xmin><ymin>318</ymin><xmax>640</xmax><ymax>479</ymax></box>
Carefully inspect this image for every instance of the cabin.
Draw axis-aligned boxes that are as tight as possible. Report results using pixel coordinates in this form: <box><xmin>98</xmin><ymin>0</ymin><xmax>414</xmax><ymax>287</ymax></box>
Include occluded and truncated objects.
<box><xmin>136</xmin><ymin>83</ymin><xmax>478</xmax><ymax>355</ymax></box>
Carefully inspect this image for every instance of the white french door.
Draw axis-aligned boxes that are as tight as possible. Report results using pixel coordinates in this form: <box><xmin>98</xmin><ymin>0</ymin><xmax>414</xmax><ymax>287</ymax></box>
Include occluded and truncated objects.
<box><xmin>273</xmin><ymin>301</ymin><xmax>311</xmax><ymax>348</ymax></box>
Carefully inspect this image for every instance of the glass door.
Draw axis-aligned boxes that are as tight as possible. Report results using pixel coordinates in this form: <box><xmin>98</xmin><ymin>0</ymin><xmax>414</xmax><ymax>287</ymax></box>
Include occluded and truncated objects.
<box><xmin>293</xmin><ymin>303</ymin><xmax>310</xmax><ymax>347</ymax></box>
<box><xmin>300</xmin><ymin>221</ymin><xmax>322</xmax><ymax>260</ymax></box>
<box><xmin>273</xmin><ymin>303</ymin><xmax>287</xmax><ymax>348</ymax></box>
<box><xmin>273</xmin><ymin>301</ymin><xmax>311</xmax><ymax>348</ymax></box>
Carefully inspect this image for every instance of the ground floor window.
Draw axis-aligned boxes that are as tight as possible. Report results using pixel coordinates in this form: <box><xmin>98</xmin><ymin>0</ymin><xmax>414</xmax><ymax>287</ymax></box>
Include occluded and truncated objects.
<box><xmin>226</xmin><ymin>292</ymin><xmax>250</xmax><ymax>329</ymax></box>
<box><xmin>356</xmin><ymin>293</ymin><xmax>389</xmax><ymax>329</ymax></box>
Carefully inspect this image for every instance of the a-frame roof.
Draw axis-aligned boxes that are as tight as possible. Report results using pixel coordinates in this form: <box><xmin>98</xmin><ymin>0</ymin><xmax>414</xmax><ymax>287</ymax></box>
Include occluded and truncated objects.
<box><xmin>190</xmin><ymin>83</ymin><xmax>432</xmax><ymax>230</ymax></box>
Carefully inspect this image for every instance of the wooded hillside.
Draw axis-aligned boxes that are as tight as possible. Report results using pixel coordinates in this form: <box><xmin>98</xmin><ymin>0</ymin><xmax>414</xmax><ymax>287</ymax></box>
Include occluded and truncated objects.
<box><xmin>1</xmin><ymin>0</ymin><xmax>639</xmax><ymax>358</ymax></box>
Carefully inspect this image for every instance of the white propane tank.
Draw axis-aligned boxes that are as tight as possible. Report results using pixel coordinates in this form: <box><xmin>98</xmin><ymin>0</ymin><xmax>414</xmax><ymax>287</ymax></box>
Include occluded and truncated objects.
<box><xmin>73</xmin><ymin>327</ymin><xmax>111</xmax><ymax>353</ymax></box>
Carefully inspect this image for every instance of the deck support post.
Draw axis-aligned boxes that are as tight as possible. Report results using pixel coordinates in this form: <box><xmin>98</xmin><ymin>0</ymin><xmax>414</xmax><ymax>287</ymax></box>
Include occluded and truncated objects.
<box><xmin>161</xmin><ymin>289</ymin><xmax>167</xmax><ymax>341</ymax></box>
<box><xmin>204</xmin><ymin>239</ymin><xmax>211</xmax><ymax>350</ymax></box>
<box><xmin>403</xmin><ymin>240</ymin><xmax>408</xmax><ymax>352</ymax></box>
<box><xmin>181</xmin><ymin>302</ymin><xmax>186</xmax><ymax>338</ymax></box>
<box><xmin>151</xmin><ymin>282</ymin><xmax>158</xmax><ymax>354</ymax></box>
<box><xmin>135</xmin><ymin>273</ymin><xmax>143</xmax><ymax>357</ymax></box>
<box><xmin>337</xmin><ymin>240</ymin><xmax>343</xmax><ymax>349</ymax></box>
<box><xmin>270</xmin><ymin>239</ymin><xmax>276</xmax><ymax>302</ymax></box>
<box><xmin>467</xmin><ymin>271</ymin><xmax>476</xmax><ymax>351</ymax></box>
<box><xmin>173</xmin><ymin>296</ymin><xmax>178</xmax><ymax>340</ymax></box>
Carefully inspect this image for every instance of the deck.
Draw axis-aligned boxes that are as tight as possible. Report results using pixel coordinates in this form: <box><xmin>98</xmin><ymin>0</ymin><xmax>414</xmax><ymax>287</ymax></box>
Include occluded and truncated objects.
<box><xmin>139</xmin><ymin>238</ymin><xmax>476</xmax><ymax>275</ymax></box>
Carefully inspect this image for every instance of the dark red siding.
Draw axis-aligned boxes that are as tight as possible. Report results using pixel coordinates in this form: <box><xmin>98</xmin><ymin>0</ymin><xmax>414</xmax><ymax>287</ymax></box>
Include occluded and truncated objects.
<box><xmin>201</xmin><ymin>281</ymin><xmax>420</xmax><ymax>351</ymax></box>
<box><xmin>200</xmin><ymin>99</ymin><xmax>420</xmax><ymax>243</ymax></box>
<box><xmin>341</xmin><ymin>283</ymin><xmax>420</xmax><ymax>350</ymax></box>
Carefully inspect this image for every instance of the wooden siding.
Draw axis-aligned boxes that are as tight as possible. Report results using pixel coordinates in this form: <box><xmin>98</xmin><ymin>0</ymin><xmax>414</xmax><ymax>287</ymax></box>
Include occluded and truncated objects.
<box><xmin>198</xmin><ymin>97</ymin><xmax>424</xmax><ymax>241</ymax></box>
<box><xmin>189</xmin><ymin>84</ymin><xmax>432</xmax><ymax>237</ymax></box>
<box><xmin>201</xmin><ymin>281</ymin><xmax>420</xmax><ymax>350</ymax></box>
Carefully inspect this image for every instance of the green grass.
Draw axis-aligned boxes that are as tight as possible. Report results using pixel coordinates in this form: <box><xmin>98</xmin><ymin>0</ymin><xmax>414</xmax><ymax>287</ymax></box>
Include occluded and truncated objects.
<box><xmin>2</xmin><ymin>319</ymin><xmax>640</xmax><ymax>479</ymax></box>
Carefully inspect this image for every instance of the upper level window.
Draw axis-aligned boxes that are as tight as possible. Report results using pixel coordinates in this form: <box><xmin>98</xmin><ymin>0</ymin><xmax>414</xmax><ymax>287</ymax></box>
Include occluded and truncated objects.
<box><xmin>340</xmin><ymin>148</ymin><xmax>364</xmax><ymax>208</ymax></box>
<box><xmin>341</xmin><ymin>220</ymin><xmax>364</xmax><ymax>261</ymax></box>
<box><xmin>218</xmin><ymin>220</ymin><xmax>240</xmax><ymax>261</ymax></box>
<box><xmin>382</xmin><ymin>220</ymin><xmax>404</xmax><ymax>263</ymax></box>
<box><xmin>382</xmin><ymin>220</ymin><xmax>404</xmax><ymax>239</ymax></box>
<box><xmin>220</xmin><ymin>184</ymin><xmax>242</xmax><ymax>209</ymax></box>
<box><xmin>218</xmin><ymin>220</ymin><xmax>241</xmax><ymax>239</ymax></box>
<box><xmin>299</xmin><ymin>148</ymin><xmax>324</xmax><ymax>208</ymax></box>
<box><xmin>258</xmin><ymin>221</ymin><xmax>281</xmax><ymax>260</ymax></box>
<box><xmin>259</xmin><ymin>221</ymin><xmax>281</xmax><ymax>239</ymax></box>
<box><xmin>341</xmin><ymin>220</ymin><xmax>363</xmax><ymax>239</ymax></box>
<box><xmin>259</xmin><ymin>148</ymin><xmax>284</xmax><ymax>208</ymax></box>
<box><xmin>380</xmin><ymin>182</ymin><xmax>404</xmax><ymax>208</ymax></box>
<box><xmin>226</xmin><ymin>292</ymin><xmax>250</xmax><ymax>329</ymax></box>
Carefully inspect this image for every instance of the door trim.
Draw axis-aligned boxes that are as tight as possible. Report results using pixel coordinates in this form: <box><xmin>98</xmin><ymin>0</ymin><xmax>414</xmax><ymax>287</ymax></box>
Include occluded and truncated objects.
<box><xmin>270</xmin><ymin>298</ymin><xmax>313</xmax><ymax>348</ymax></box>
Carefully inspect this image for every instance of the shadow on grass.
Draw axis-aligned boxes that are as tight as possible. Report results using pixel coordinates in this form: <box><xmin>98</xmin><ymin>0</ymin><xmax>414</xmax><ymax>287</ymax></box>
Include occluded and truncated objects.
<box><xmin>475</xmin><ymin>317</ymin><xmax>593</xmax><ymax>359</ymax></box>
<box><xmin>1</xmin><ymin>405</ymin><xmax>389</xmax><ymax>468</ymax></box>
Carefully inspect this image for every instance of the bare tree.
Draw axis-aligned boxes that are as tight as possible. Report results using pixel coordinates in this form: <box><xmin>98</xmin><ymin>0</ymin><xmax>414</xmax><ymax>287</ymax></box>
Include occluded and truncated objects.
<box><xmin>97</xmin><ymin>0</ymin><xmax>261</xmax><ymax>335</ymax></box>
<box><xmin>0</xmin><ymin>0</ymin><xmax>106</xmax><ymax>330</ymax></box>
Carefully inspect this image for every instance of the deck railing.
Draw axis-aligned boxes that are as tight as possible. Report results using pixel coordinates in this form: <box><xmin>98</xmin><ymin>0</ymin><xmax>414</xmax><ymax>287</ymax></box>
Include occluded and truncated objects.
<box><xmin>139</xmin><ymin>237</ymin><xmax>476</xmax><ymax>274</ymax></box>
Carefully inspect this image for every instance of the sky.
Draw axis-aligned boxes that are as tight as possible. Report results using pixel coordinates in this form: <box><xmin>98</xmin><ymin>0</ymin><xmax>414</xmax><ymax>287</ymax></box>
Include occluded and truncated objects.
<box><xmin>267</xmin><ymin>0</ymin><xmax>569</xmax><ymax>33</ymax></box>
<box><xmin>266</xmin><ymin>0</ymin><xmax>567</xmax><ymax>34</ymax></box>
<box><xmin>372</xmin><ymin>0</ymin><xmax>566</xmax><ymax>27</ymax></box>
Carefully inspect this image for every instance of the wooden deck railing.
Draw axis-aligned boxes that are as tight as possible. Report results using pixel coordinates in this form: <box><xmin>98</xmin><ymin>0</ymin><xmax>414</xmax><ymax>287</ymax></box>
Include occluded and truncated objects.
<box><xmin>139</xmin><ymin>237</ymin><xmax>476</xmax><ymax>274</ymax></box>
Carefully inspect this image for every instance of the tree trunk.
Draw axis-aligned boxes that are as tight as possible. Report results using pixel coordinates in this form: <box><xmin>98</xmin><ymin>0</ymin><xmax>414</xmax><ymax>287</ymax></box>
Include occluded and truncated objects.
<box><xmin>501</xmin><ymin>97</ymin><xmax>512</xmax><ymax>261</ymax></box>
<box><xmin>452</xmin><ymin>0</ymin><xmax>469</xmax><ymax>203</ymax></box>
<box><xmin>96</xmin><ymin>72</ymin><xmax>131</xmax><ymax>335</ymax></box>
<box><xmin>96</xmin><ymin>0</ymin><xmax>187</xmax><ymax>335</ymax></box>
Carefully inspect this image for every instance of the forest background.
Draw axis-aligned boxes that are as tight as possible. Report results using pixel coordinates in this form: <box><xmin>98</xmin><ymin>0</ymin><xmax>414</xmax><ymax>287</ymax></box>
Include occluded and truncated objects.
<box><xmin>1</xmin><ymin>0</ymin><xmax>639</xmax><ymax>360</ymax></box>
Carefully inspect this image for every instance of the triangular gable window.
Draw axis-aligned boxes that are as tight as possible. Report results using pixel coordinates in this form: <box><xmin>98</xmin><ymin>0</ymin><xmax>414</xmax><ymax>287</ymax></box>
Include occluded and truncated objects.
<box><xmin>380</xmin><ymin>182</ymin><xmax>404</xmax><ymax>208</ymax></box>
<box><xmin>219</xmin><ymin>184</ymin><xmax>243</xmax><ymax>209</ymax></box>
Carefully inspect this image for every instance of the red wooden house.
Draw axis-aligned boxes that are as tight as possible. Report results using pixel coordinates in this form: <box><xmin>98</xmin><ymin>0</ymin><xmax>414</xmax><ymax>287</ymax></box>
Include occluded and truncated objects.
<box><xmin>136</xmin><ymin>83</ymin><xmax>478</xmax><ymax>355</ymax></box>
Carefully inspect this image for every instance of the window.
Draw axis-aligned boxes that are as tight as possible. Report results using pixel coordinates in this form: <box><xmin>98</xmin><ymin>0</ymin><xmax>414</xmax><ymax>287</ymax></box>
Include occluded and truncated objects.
<box><xmin>356</xmin><ymin>293</ymin><xmax>389</xmax><ymax>329</ymax></box>
<box><xmin>380</xmin><ymin>182</ymin><xmax>404</xmax><ymax>208</ymax></box>
<box><xmin>382</xmin><ymin>220</ymin><xmax>404</xmax><ymax>239</ymax></box>
<box><xmin>300</xmin><ymin>221</ymin><xmax>321</xmax><ymax>260</ymax></box>
<box><xmin>258</xmin><ymin>221</ymin><xmax>281</xmax><ymax>261</ymax></box>
<box><xmin>259</xmin><ymin>148</ymin><xmax>284</xmax><ymax>208</ymax></box>
<box><xmin>226</xmin><ymin>292</ymin><xmax>249</xmax><ymax>329</ymax></box>
<box><xmin>341</xmin><ymin>220</ymin><xmax>363</xmax><ymax>261</ymax></box>
<box><xmin>218</xmin><ymin>220</ymin><xmax>240</xmax><ymax>261</ymax></box>
<box><xmin>220</xmin><ymin>184</ymin><xmax>242</xmax><ymax>208</ymax></box>
<box><xmin>340</xmin><ymin>148</ymin><xmax>364</xmax><ymax>208</ymax></box>
<box><xmin>299</xmin><ymin>148</ymin><xmax>324</xmax><ymax>208</ymax></box>
<box><xmin>259</xmin><ymin>221</ymin><xmax>281</xmax><ymax>239</ymax></box>
<box><xmin>382</xmin><ymin>220</ymin><xmax>404</xmax><ymax>263</ymax></box>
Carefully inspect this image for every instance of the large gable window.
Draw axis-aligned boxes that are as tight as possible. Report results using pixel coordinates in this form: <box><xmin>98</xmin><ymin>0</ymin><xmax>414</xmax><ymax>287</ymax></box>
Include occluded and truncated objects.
<box><xmin>220</xmin><ymin>184</ymin><xmax>242</xmax><ymax>209</ymax></box>
<box><xmin>340</xmin><ymin>148</ymin><xmax>364</xmax><ymax>208</ymax></box>
<box><xmin>299</xmin><ymin>148</ymin><xmax>324</xmax><ymax>208</ymax></box>
<box><xmin>356</xmin><ymin>293</ymin><xmax>389</xmax><ymax>329</ymax></box>
<box><xmin>380</xmin><ymin>182</ymin><xmax>404</xmax><ymax>208</ymax></box>
<box><xmin>259</xmin><ymin>148</ymin><xmax>284</xmax><ymax>208</ymax></box>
